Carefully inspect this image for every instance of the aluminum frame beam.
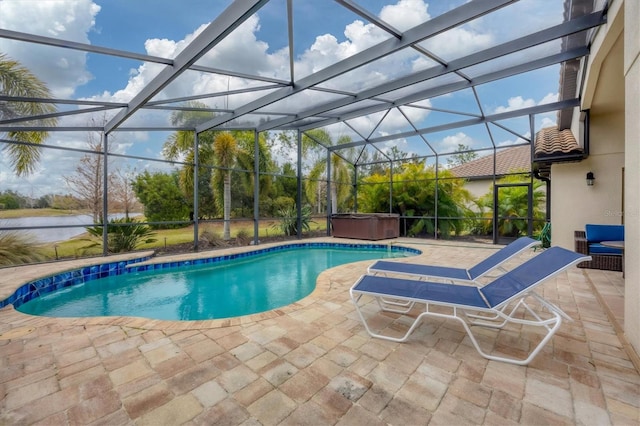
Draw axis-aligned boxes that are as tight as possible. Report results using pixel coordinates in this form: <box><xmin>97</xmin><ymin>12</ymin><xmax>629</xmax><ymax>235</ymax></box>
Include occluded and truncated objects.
<box><xmin>104</xmin><ymin>0</ymin><xmax>269</xmax><ymax>133</ymax></box>
<box><xmin>263</xmin><ymin>12</ymin><xmax>603</xmax><ymax>132</ymax></box>
<box><xmin>195</xmin><ymin>0</ymin><xmax>515</xmax><ymax>133</ymax></box>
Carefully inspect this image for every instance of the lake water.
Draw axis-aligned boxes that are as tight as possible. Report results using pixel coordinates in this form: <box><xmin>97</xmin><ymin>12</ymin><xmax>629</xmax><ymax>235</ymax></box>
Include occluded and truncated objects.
<box><xmin>0</xmin><ymin>214</ymin><xmax>138</xmax><ymax>243</ymax></box>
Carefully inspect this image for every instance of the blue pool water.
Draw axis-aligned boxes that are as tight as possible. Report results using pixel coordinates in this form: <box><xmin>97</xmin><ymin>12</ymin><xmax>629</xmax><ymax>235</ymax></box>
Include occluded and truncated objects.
<box><xmin>17</xmin><ymin>244</ymin><xmax>418</xmax><ymax>321</ymax></box>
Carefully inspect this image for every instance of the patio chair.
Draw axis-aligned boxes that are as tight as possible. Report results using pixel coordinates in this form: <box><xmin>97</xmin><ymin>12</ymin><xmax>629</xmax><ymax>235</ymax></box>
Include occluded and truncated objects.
<box><xmin>368</xmin><ymin>236</ymin><xmax>540</xmax><ymax>284</ymax></box>
<box><xmin>350</xmin><ymin>246</ymin><xmax>590</xmax><ymax>365</ymax></box>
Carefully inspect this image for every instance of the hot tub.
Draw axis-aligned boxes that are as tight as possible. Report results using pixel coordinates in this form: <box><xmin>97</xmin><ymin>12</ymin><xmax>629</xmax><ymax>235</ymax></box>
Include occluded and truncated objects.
<box><xmin>331</xmin><ymin>213</ymin><xmax>399</xmax><ymax>240</ymax></box>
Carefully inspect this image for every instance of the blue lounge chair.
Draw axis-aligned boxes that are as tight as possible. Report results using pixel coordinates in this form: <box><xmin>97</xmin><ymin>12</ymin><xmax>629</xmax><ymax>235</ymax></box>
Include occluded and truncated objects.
<box><xmin>368</xmin><ymin>236</ymin><xmax>540</xmax><ymax>284</ymax></box>
<box><xmin>351</xmin><ymin>246</ymin><xmax>590</xmax><ymax>365</ymax></box>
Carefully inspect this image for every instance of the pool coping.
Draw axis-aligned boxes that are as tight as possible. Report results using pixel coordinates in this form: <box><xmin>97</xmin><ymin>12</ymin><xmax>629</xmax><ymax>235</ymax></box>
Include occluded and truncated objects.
<box><xmin>0</xmin><ymin>237</ymin><xmax>420</xmax><ymax>330</ymax></box>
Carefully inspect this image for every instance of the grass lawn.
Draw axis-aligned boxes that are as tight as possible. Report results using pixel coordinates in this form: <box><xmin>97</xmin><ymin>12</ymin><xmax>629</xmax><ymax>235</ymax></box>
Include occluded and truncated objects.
<box><xmin>34</xmin><ymin>218</ymin><xmax>328</xmax><ymax>260</ymax></box>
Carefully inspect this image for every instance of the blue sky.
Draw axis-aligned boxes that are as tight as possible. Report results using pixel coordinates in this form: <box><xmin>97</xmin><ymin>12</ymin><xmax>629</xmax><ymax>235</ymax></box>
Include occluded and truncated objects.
<box><xmin>0</xmin><ymin>0</ymin><xmax>566</xmax><ymax>196</ymax></box>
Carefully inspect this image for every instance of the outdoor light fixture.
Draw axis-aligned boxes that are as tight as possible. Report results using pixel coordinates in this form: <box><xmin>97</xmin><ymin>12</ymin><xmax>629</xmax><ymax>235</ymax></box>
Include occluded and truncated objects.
<box><xmin>586</xmin><ymin>171</ymin><xmax>595</xmax><ymax>186</ymax></box>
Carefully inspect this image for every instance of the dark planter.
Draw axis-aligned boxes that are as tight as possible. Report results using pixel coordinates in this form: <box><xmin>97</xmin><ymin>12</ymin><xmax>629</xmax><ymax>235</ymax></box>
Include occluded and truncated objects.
<box><xmin>331</xmin><ymin>213</ymin><xmax>399</xmax><ymax>240</ymax></box>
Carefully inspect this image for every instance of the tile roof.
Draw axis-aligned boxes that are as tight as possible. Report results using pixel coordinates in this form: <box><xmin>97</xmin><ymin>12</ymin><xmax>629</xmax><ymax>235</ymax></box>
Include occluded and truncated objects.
<box><xmin>534</xmin><ymin>127</ymin><xmax>583</xmax><ymax>157</ymax></box>
<box><xmin>449</xmin><ymin>145</ymin><xmax>531</xmax><ymax>178</ymax></box>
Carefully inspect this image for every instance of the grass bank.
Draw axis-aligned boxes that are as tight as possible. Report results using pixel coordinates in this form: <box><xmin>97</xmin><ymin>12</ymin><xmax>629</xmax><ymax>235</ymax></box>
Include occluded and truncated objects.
<box><xmin>35</xmin><ymin>219</ymin><xmax>328</xmax><ymax>260</ymax></box>
<box><xmin>0</xmin><ymin>208</ymin><xmax>90</xmax><ymax>219</ymax></box>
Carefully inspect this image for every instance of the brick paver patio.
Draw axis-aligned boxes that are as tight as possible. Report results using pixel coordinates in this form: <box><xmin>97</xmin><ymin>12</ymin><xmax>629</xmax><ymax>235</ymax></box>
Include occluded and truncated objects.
<box><xmin>1</xmin><ymin>239</ymin><xmax>638</xmax><ymax>425</ymax></box>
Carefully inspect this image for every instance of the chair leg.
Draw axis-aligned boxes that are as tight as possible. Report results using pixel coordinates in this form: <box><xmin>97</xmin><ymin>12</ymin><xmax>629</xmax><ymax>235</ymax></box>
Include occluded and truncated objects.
<box><xmin>351</xmin><ymin>292</ymin><xmax>565</xmax><ymax>365</ymax></box>
<box><xmin>351</xmin><ymin>294</ymin><xmax>425</xmax><ymax>343</ymax></box>
<box><xmin>456</xmin><ymin>310</ymin><xmax>563</xmax><ymax>365</ymax></box>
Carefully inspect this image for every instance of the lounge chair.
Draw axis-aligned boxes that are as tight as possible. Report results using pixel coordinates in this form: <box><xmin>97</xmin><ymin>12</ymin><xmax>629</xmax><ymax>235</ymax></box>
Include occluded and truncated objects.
<box><xmin>368</xmin><ymin>236</ymin><xmax>540</xmax><ymax>284</ymax></box>
<box><xmin>350</xmin><ymin>246</ymin><xmax>590</xmax><ymax>365</ymax></box>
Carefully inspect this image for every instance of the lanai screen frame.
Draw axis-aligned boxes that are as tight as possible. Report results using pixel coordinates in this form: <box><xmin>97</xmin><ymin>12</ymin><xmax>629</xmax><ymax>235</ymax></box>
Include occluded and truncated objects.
<box><xmin>0</xmin><ymin>0</ymin><xmax>606</xmax><ymax>257</ymax></box>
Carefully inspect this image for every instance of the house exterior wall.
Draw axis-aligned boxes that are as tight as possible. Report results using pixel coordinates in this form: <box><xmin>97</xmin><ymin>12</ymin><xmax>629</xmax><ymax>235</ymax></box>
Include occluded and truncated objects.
<box><xmin>552</xmin><ymin>0</ymin><xmax>639</xmax><ymax>357</ymax></box>
<box><xmin>624</xmin><ymin>0</ymin><xmax>640</xmax><ymax>355</ymax></box>
<box><xmin>551</xmin><ymin>124</ymin><xmax>624</xmax><ymax>249</ymax></box>
<box><xmin>464</xmin><ymin>180</ymin><xmax>492</xmax><ymax>201</ymax></box>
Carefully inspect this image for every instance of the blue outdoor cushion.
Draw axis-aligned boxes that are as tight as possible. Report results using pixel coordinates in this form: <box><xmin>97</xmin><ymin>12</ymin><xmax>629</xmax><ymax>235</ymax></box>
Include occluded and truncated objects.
<box><xmin>585</xmin><ymin>224</ymin><xmax>624</xmax><ymax>243</ymax></box>
<box><xmin>588</xmin><ymin>243</ymin><xmax>623</xmax><ymax>255</ymax></box>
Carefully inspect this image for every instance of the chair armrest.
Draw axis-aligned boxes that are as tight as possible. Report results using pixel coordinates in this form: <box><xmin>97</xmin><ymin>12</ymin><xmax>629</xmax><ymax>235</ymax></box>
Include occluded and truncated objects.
<box><xmin>574</xmin><ymin>230</ymin><xmax>589</xmax><ymax>255</ymax></box>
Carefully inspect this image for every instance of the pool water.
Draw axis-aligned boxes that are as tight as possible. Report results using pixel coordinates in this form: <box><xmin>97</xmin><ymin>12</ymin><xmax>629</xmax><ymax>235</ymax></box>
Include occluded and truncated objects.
<box><xmin>18</xmin><ymin>245</ymin><xmax>416</xmax><ymax>321</ymax></box>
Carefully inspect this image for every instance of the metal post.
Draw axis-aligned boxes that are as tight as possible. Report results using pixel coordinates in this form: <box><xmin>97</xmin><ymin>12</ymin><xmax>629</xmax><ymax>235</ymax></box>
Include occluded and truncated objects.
<box><xmin>434</xmin><ymin>156</ymin><xmax>439</xmax><ymax>240</ymax></box>
<box><xmin>102</xmin><ymin>132</ymin><xmax>109</xmax><ymax>256</ymax></box>
<box><xmin>253</xmin><ymin>130</ymin><xmax>260</xmax><ymax>244</ymax></box>
<box><xmin>296</xmin><ymin>130</ymin><xmax>303</xmax><ymax>239</ymax></box>
<box><xmin>326</xmin><ymin>149</ymin><xmax>332</xmax><ymax>236</ymax></box>
<box><xmin>353</xmin><ymin>165</ymin><xmax>358</xmax><ymax>213</ymax></box>
<box><xmin>193</xmin><ymin>132</ymin><xmax>199</xmax><ymax>251</ymax></box>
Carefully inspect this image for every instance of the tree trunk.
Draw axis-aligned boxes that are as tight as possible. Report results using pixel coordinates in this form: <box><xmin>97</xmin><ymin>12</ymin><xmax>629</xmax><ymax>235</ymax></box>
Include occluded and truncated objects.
<box><xmin>331</xmin><ymin>183</ymin><xmax>338</xmax><ymax>214</ymax></box>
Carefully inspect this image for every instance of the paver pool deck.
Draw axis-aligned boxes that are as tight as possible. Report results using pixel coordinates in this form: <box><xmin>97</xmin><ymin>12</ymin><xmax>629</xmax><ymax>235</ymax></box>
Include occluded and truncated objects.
<box><xmin>1</xmin><ymin>238</ymin><xmax>638</xmax><ymax>425</ymax></box>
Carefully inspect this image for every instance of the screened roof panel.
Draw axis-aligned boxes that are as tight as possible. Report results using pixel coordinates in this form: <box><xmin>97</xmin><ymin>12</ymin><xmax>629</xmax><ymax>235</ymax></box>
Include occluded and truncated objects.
<box><xmin>459</xmin><ymin>38</ymin><xmax>574</xmax><ymax>81</ymax></box>
<box><xmin>192</xmin><ymin>4</ymin><xmax>292</xmax><ymax>80</ymax></box>
<box><xmin>316</xmin><ymin>47</ymin><xmax>438</xmax><ymax>93</ymax></box>
<box><xmin>488</xmin><ymin>122</ymin><xmax>531</xmax><ymax>147</ymax></box>
<box><xmin>474</xmin><ymin>65</ymin><xmax>563</xmax><ymax>117</ymax></box>
<box><xmin>399</xmin><ymin>105</ymin><xmax>478</xmax><ymax>130</ymax></box>
<box><xmin>370</xmin><ymin>134</ymin><xmax>434</xmax><ymax>159</ymax></box>
<box><xmin>490</xmin><ymin>117</ymin><xmax>533</xmax><ymax>142</ymax></box>
<box><xmin>318</xmin><ymin>99</ymin><xmax>388</xmax><ymax>119</ymax></box>
<box><xmin>1</xmin><ymin>0</ymin><xmax>605</xmax><ymax>168</ymax></box>
<box><xmin>419</xmin><ymin>0</ymin><xmax>567</xmax><ymax>63</ymax></box>
<box><xmin>425</xmin><ymin>124</ymin><xmax>496</xmax><ymax>155</ymax></box>
<box><xmin>352</xmin><ymin>143</ymin><xmax>391</xmax><ymax>166</ymax></box>
<box><xmin>291</xmin><ymin>1</ymin><xmax>396</xmax><ymax>80</ymax></box>
<box><xmin>373</xmin><ymin>108</ymin><xmax>416</xmax><ymax>137</ymax></box>
<box><xmin>374</xmin><ymin>73</ymin><xmax>469</xmax><ymax>103</ymax></box>
<box><xmin>310</xmin><ymin>122</ymin><xmax>363</xmax><ymax>147</ymax></box>
<box><xmin>408</xmin><ymin>89</ymin><xmax>482</xmax><ymax>116</ymax></box>
<box><xmin>345</xmin><ymin>111</ymin><xmax>388</xmax><ymax>140</ymax></box>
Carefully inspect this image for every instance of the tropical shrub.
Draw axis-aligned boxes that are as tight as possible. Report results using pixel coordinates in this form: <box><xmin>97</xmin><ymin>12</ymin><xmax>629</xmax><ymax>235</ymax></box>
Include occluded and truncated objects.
<box><xmin>358</xmin><ymin>161</ymin><xmax>472</xmax><ymax>238</ymax></box>
<box><xmin>131</xmin><ymin>170</ymin><xmax>191</xmax><ymax>229</ymax></box>
<box><xmin>471</xmin><ymin>173</ymin><xmax>546</xmax><ymax>237</ymax></box>
<box><xmin>235</xmin><ymin>228</ymin><xmax>251</xmax><ymax>245</ymax></box>
<box><xmin>272</xmin><ymin>204</ymin><xmax>314</xmax><ymax>236</ymax></box>
<box><xmin>0</xmin><ymin>230</ymin><xmax>45</xmax><ymax>266</ymax></box>
<box><xmin>199</xmin><ymin>229</ymin><xmax>227</xmax><ymax>247</ymax></box>
<box><xmin>83</xmin><ymin>217</ymin><xmax>157</xmax><ymax>253</ymax></box>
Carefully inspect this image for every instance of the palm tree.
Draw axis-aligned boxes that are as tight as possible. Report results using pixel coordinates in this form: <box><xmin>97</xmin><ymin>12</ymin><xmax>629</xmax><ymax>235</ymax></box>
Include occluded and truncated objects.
<box><xmin>303</xmin><ymin>129</ymin><xmax>354</xmax><ymax>214</ymax></box>
<box><xmin>163</xmin><ymin>103</ymin><xmax>217</xmax><ymax>218</ymax></box>
<box><xmin>164</xmin><ymin>105</ymin><xmax>273</xmax><ymax>240</ymax></box>
<box><xmin>0</xmin><ymin>54</ymin><xmax>58</xmax><ymax>176</ymax></box>
<box><xmin>213</xmin><ymin>132</ymin><xmax>237</xmax><ymax>240</ymax></box>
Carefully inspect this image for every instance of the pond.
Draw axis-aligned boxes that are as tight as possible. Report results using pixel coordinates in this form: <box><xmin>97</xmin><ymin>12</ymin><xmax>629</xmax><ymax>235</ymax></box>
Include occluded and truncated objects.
<box><xmin>0</xmin><ymin>214</ymin><xmax>139</xmax><ymax>243</ymax></box>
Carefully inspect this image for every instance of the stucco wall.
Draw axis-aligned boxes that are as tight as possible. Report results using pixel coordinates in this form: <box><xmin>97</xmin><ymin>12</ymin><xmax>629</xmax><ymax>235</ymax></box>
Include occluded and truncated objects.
<box><xmin>624</xmin><ymin>0</ymin><xmax>640</xmax><ymax>357</ymax></box>
<box><xmin>553</xmin><ymin>0</ymin><xmax>639</xmax><ymax>356</ymax></box>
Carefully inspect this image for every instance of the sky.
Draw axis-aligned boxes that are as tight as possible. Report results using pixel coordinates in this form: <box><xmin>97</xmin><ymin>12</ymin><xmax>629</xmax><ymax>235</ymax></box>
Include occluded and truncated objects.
<box><xmin>0</xmin><ymin>0</ymin><xmax>568</xmax><ymax>197</ymax></box>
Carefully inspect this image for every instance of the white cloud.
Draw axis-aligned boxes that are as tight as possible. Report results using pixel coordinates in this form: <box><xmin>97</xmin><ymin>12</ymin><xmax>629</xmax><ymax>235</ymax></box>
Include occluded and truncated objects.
<box><xmin>0</xmin><ymin>0</ymin><xmax>99</xmax><ymax>98</ymax></box>
<box><xmin>493</xmin><ymin>92</ymin><xmax>559</xmax><ymax>114</ymax></box>
<box><xmin>0</xmin><ymin>0</ymin><xmax>564</xmax><ymax>194</ymax></box>
<box><xmin>380</xmin><ymin>0</ymin><xmax>431</xmax><ymax>31</ymax></box>
<box><xmin>494</xmin><ymin>96</ymin><xmax>537</xmax><ymax>114</ymax></box>
<box><xmin>539</xmin><ymin>92</ymin><xmax>559</xmax><ymax>105</ymax></box>
<box><xmin>440</xmin><ymin>132</ymin><xmax>474</xmax><ymax>153</ymax></box>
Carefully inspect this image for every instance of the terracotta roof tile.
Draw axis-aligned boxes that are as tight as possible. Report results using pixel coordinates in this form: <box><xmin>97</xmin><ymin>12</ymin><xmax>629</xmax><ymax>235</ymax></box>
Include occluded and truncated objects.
<box><xmin>534</xmin><ymin>127</ymin><xmax>582</xmax><ymax>156</ymax></box>
<box><xmin>449</xmin><ymin>145</ymin><xmax>531</xmax><ymax>178</ymax></box>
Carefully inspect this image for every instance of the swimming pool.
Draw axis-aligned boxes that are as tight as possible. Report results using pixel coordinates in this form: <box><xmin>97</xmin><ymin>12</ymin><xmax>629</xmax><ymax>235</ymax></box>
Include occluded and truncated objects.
<box><xmin>14</xmin><ymin>242</ymin><xmax>419</xmax><ymax>321</ymax></box>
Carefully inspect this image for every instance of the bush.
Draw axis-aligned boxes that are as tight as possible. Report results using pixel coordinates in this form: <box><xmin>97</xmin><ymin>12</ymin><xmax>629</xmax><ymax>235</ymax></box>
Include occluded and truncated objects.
<box><xmin>83</xmin><ymin>217</ymin><xmax>157</xmax><ymax>254</ymax></box>
<box><xmin>199</xmin><ymin>229</ymin><xmax>228</xmax><ymax>247</ymax></box>
<box><xmin>272</xmin><ymin>204</ymin><xmax>315</xmax><ymax>236</ymax></box>
<box><xmin>0</xmin><ymin>230</ymin><xmax>45</xmax><ymax>266</ymax></box>
<box><xmin>235</xmin><ymin>228</ymin><xmax>251</xmax><ymax>245</ymax></box>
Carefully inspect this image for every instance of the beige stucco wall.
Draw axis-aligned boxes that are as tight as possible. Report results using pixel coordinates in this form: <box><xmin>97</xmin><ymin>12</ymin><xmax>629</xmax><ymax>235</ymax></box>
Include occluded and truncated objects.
<box><xmin>550</xmin><ymin>113</ymin><xmax>624</xmax><ymax>250</ymax></box>
<box><xmin>624</xmin><ymin>0</ymin><xmax>640</xmax><ymax>356</ymax></box>
<box><xmin>553</xmin><ymin>0</ymin><xmax>639</xmax><ymax>358</ymax></box>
